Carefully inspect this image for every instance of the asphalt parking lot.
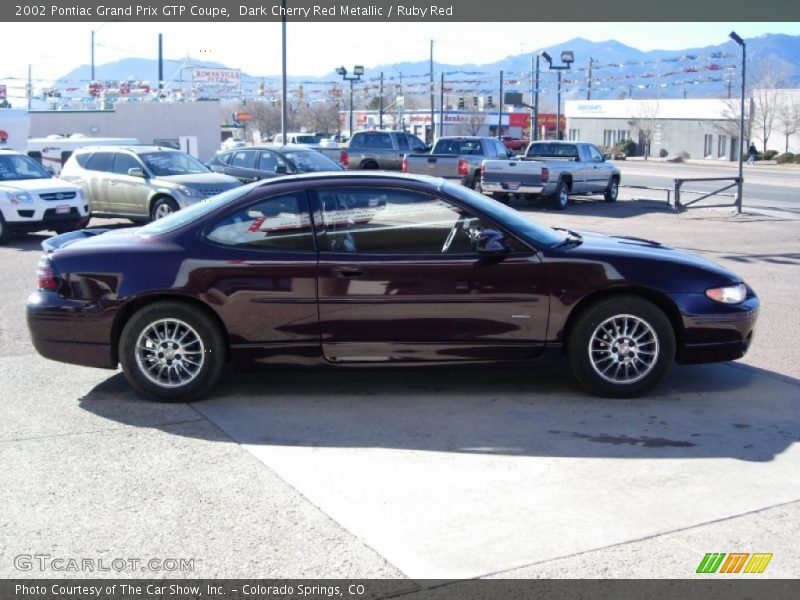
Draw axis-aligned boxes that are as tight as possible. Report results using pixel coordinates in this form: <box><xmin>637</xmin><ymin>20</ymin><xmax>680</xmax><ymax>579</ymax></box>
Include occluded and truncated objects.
<box><xmin>1</xmin><ymin>170</ymin><xmax>799</xmax><ymax>581</ymax></box>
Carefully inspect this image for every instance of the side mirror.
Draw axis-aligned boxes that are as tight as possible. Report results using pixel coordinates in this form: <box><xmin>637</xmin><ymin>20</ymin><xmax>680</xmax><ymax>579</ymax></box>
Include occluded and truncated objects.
<box><xmin>425</xmin><ymin>144</ymin><xmax>433</xmax><ymax>152</ymax></box>
<box><xmin>128</xmin><ymin>167</ymin><xmax>146</xmax><ymax>178</ymax></box>
<box><xmin>602</xmin><ymin>153</ymin><xmax>611</xmax><ymax>161</ymax></box>
<box><xmin>274</xmin><ymin>165</ymin><xmax>289</xmax><ymax>174</ymax></box>
<box><xmin>477</xmin><ymin>229</ymin><xmax>511</xmax><ymax>255</ymax></box>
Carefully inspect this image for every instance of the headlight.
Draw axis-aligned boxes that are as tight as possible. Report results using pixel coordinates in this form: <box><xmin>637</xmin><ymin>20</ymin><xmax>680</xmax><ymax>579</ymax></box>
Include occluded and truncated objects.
<box><xmin>8</xmin><ymin>191</ymin><xmax>33</xmax><ymax>205</ymax></box>
<box><xmin>706</xmin><ymin>283</ymin><xmax>747</xmax><ymax>304</ymax></box>
<box><xmin>177</xmin><ymin>186</ymin><xmax>202</xmax><ymax>197</ymax></box>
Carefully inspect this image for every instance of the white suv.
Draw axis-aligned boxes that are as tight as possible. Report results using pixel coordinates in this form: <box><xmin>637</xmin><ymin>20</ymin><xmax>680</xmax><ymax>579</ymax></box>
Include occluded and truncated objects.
<box><xmin>0</xmin><ymin>150</ymin><xmax>89</xmax><ymax>244</ymax></box>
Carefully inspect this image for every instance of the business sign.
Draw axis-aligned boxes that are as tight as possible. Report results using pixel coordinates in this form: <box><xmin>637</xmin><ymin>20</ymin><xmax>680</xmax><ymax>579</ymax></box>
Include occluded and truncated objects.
<box><xmin>193</xmin><ymin>68</ymin><xmax>241</xmax><ymax>86</ymax></box>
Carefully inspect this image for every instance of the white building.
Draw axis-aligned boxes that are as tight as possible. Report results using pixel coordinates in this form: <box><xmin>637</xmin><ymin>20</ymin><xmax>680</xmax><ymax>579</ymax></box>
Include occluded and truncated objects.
<box><xmin>565</xmin><ymin>99</ymin><xmax>742</xmax><ymax>160</ymax></box>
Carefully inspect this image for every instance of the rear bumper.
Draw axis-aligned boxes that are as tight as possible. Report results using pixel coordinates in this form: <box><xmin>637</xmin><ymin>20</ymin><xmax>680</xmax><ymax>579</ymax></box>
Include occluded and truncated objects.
<box><xmin>26</xmin><ymin>291</ymin><xmax>117</xmax><ymax>369</ymax></box>
<box><xmin>482</xmin><ymin>181</ymin><xmax>544</xmax><ymax>195</ymax></box>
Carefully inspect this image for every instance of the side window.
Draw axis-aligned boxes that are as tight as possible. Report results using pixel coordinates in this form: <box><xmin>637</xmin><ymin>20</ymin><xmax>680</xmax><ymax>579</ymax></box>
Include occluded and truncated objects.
<box><xmin>257</xmin><ymin>150</ymin><xmax>285</xmax><ymax>172</ymax></box>
<box><xmin>112</xmin><ymin>153</ymin><xmax>141</xmax><ymax>175</ymax></box>
<box><xmin>363</xmin><ymin>133</ymin><xmax>393</xmax><ymax>149</ymax></box>
<box><xmin>216</xmin><ymin>152</ymin><xmax>233</xmax><ymax>166</ymax></box>
<box><xmin>230</xmin><ymin>150</ymin><xmax>255</xmax><ymax>169</ymax></box>
<box><xmin>205</xmin><ymin>193</ymin><xmax>314</xmax><ymax>252</ymax></box>
<box><xmin>396</xmin><ymin>135</ymin><xmax>410</xmax><ymax>152</ymax></box>
<box><xmin>494</xmin><ymin>140</ymin><xmax>510</xmax><ymax>158</ymax></box>
<box><xmin>85</xmin><ymin>152</ymin><xmax>114</xmax><ymax>172</ymax></box>
<box><xmin>317</xmin><ymin>187</ymin><xmax>495</xmax><ymax>254</ymax></box>
<box><xmin>409</xmin><ymin>136</ymin><xmax>428</xmax><ymax>152</ymax></box>
<box><xmin>349</xmin><ymin>134</ymin><xmax>365</xmax><ymax>149</ymax></box>
<box><xmin>587</xmin><ymin>145</ymin><xmax>604</xmax><ymax>162</ymax></box>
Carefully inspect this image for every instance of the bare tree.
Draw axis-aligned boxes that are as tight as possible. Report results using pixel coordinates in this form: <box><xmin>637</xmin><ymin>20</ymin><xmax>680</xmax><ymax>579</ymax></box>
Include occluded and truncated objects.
<box><xmin>774</xmin><ymin>90</ymin><xmax>800</xmax><ymax>154</ymax></box>
<box><xmin>750</xmin><ymin>56</ymin><xmax>791</xmax><ymax>152</ymax></box>
<box><xmin>627</xmin><ymin>100</ymin><xmax>661</xmax><ymax>159</ymax></box>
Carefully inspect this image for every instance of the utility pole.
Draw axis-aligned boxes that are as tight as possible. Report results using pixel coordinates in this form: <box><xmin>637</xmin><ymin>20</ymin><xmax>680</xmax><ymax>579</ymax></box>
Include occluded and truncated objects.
<box><xmin>533</xmin><ymin>55</ymin><xmax>540</xmax><ymax>141</ymax></box>
<box><xmin>439</xmin><ymin>72</ymin><xmax>445</xmax><ymax>139</ymax></box>
<box><xmin>158</xmin><ymin>33</ymin><xmax>163</xmax><ymax>96</ymax></box>
<box><xmin>429</xmin><ymin>39</ymin><xmax>435</xmax><ymax>143</ymax></box>
<box><xmin>379</xmin><ymin>71</ymin><xmax>384</xmax><ymax>129</ymax></box>
<box><xmin>498</xmin><ymin>70</ymin><xmax>503</xmax><ymax>139</ymax></box>
<box><xmin>586</xmin><ymin>57</ymin><xmax>593</xmax><ymax>100</ymax></box>
<box><xmin>27</xmin><ymin>64</ymin><xmax>32</xmax><ymax>110</ymax></box>
<box><xmin>280</xmin><ymin>0</ymin><xmax>288</xmax><ymax>144</ymax></box>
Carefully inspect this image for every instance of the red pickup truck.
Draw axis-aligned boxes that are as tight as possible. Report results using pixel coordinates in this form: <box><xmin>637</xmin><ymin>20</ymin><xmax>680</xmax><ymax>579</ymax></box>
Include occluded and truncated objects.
<box><xmin>501</xmin><ymin>137</ymin><xmax>528</xmax><ymax>152</ymax></box>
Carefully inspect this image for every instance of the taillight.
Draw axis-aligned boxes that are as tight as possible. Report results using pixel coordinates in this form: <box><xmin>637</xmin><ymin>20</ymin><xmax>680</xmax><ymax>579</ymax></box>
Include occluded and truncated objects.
<box><xmin>458</xmin><ymin>159</ymin><xmax>468</xmax><ymax>177</ymax></box>
<box><xmin>541</xmin><ymin>166</ymin><xmax>549</xmax><ymax>183</ymax></box>
<box><xmin>401</xmin><ymin>157</ymin><xmax>408</xmax><ymax>173</ymax></box>
<box><xmin>340</xmin><ymin>151</ymin><xmax>349</xmax><ymax>167</ymax></box>
<box><xmin>37</xmin><ymin>255</ymin><xmax>59</xmax><ymax>290</ymax></box>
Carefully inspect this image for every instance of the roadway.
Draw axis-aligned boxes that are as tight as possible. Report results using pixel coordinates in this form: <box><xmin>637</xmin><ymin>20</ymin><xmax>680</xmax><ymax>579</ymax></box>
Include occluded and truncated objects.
<box><xmin>616</xmin><ymin>160</ymin><xmax>800</xmax><ymax>214</ymax></box>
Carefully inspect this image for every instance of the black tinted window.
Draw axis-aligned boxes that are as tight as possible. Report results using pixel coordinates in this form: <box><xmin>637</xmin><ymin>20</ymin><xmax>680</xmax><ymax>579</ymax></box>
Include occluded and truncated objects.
<box><xmin>229</xmin><ymin>150</ymin><xmax>256</xmax><ymax>169</ymax></box>
<box><xmin>363</xmin><ymin>133</ymin><xmax>393</xmax><ymax>150</ymax></box>
<box><xmin>206</xmin><ymin>193</ymin><xmax>314</xmax><ymax>252</ymax></box>
<box><xmin>112</xmin><ymin>153</ymin><xmax>141</xmax><ymax>175</ymax></box>
<box><xmin>85</xmin><ymin>152</ymin><xmax>114</xmax><ymax>172</ymax></box>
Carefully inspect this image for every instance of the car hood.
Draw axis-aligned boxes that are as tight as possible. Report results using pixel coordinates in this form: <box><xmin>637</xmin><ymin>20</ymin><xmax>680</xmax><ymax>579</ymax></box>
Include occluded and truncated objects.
<box><xmin>565</xmin><ymin>230</ymin><xmax>739</xmax><ymax>286</ymax></box>
<box><xmin>154</xmin><ymin>173</ymin><xmax>239</xmax><ymax>186</ymax></box>
<box><xmin>0</xmin><ymin>178</ymin><xmax>81</xmax><ymax>193</ymax></box>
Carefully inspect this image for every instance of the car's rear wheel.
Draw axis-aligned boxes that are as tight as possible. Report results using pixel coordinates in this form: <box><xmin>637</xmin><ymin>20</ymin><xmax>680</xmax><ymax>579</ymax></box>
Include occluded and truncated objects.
<box><xmin>150</xmin><ymin>197</ymin><xmax>179</xmax><ymax>221</ymax></box>
<box><xmin>549</xmin><ymin>180</ymin><xmax>569</xmax><ymax>210</ymax></box>
<box><xmin>604</xmin><ymin>178</ymin><xmax>619</xmax><ymax>202</ymax></box>
<box><xmin>567</xmin><ymin>295</ymin><xmax>675</xmax><ymax>398</ymax></box>
<box><xmin>119</xmin><ymin>302</ymin><xmax>226</xmax><ymax>402</ymax></box>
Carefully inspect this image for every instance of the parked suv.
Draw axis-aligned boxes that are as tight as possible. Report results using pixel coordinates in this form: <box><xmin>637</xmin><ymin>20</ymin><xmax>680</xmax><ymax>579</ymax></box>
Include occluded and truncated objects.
<box><xmin>0</xmin><ymin>149</ymin><xmax>89</xmax><ymax>244</ymax></box>
<box><xmin>60</xmin><ymin>146</ymin><xmax>241</xmax><ymax>222</ymax></box>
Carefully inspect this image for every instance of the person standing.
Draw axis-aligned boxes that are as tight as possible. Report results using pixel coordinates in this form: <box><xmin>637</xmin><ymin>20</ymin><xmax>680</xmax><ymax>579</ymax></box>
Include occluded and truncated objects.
<box><xmin>747</xmin><ymin>143</ymin><xmax>757</xmax><ymax>165</ymax></box>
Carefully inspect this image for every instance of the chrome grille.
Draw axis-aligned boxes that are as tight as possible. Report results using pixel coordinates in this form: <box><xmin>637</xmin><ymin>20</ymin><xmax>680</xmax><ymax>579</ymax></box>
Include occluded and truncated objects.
<box><xmin>40</xmin><ymin>191</ymin><xmax>77</xmax><ymax>201</ymax></box>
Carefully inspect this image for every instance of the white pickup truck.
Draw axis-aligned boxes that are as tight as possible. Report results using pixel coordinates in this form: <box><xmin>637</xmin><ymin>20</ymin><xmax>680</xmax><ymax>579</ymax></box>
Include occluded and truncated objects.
<box><xmin>480</xmin><ymin>141</ymin><xmax>621</xmax><ymax>210</ymax></box>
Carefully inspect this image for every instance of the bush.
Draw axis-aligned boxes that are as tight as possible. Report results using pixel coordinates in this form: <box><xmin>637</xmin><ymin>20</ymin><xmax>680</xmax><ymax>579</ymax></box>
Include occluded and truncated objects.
<box><xmin>659</xmin><ymin>148</ymin><xmax>669</xmax><ymax>158</ymax></box>
<box><xmin>760</xmin><ymin>150</ymin><xmax>779</xmax><ymax>160</ymax></box>
<box><xmin>776</xmin><ymin>152</ymin><xmax>795</xmax><ymax>164</ymax></box>
<box><xmin>618</xmin><ymin>139</ymin><xmax>637</xmax><ymax>157</ymax></box>
<box><xmin>795</xmin><ymin>154</ymin><xmax>800</xmax><ymax>164</ymax></box>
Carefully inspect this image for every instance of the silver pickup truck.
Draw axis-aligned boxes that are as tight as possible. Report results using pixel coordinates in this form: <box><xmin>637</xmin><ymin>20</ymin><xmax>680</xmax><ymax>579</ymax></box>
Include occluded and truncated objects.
<box><xmin>402</xmin><ymin>136</ymin><xmax>513</xmax><ymax>189</ymax></box>
<box><xmin>318</xmin><ymin>130</ymin><xmax>429</xmax><ymax>170</ymax></box>
<box><xmin>481</xmin><ymin>141</ymin><xmax>621</xmax><ymax>210</ymax></box>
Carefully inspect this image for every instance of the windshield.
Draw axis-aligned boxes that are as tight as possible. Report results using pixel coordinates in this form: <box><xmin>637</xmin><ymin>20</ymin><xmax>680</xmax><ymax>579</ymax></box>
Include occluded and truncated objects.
<box><xmin>139</xmin><ymin>151</ymin><xmax>210</xmax><ymax>176</ymax></box>
<box><xmin>138</xmin><ymin>182</ymin><xmax>260</xmax><ymax>235</ymax></box>
<box><xmin>442</xmin><ymin>181</ymin><xmax>565</xmax><ymax>248</ymax></box>
<box><xmin>282</xmin><ymin>150</ymin><xmax>342</xmax><ymax>172</ymax></box>
<box><xmin>0</xmin><ymin>154</ymin><xmax>52</xmax><ymax>180</ymax></box>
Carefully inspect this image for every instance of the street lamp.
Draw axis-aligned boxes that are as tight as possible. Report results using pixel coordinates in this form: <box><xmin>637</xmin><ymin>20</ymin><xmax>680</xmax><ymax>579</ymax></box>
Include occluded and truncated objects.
<box><xmin>541</xmin><ymin>50</ymin><xmax>574</xmax><ymax>140</ymax></box>
<box><xmin>730</xmin><ymin>30</ymin><xmax>746</xmax><ymax>214</ymax></box>
<box><xmin>336</xmin><ymin>65</ymin><xmax>365</xmax><ymax>138</ymax></box>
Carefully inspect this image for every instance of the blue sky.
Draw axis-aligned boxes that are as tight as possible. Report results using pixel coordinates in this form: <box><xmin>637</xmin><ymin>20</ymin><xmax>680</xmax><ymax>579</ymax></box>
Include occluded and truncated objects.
<box><xmin>3</xmin><ymin>21</ymin><xmax>799</xmax><ymax>83</ymax></box>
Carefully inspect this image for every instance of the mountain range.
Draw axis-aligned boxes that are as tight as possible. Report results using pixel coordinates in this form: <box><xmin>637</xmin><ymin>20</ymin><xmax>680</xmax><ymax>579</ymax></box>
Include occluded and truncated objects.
<box><xmin>57</xmin><ymin>34</ymin><xmax>800</xmax><ymax>102</ymax></box>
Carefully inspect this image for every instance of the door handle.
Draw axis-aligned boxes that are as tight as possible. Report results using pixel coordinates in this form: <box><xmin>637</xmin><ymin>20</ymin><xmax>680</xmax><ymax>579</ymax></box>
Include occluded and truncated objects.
<box><xmin>333</xmin><ymin>267</ymin><xmax>364</xmax><ymax>279</ymax></box>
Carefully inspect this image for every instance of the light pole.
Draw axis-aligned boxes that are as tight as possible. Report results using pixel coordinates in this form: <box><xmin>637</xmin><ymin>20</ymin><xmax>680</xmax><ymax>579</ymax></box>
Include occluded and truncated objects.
<box><xmin>336</xmin><ymin>65</ymin><xmax>364</xmax><ymax>138</ymax></box>
<box><xmin>730</xmin><ymin>31</ymin><xmax>746</xmax><ymax>214</ymax></box>
<box><xmin>541</xmin><ymin>50</ymin><xmax>574</xmax><ymax>140</ymax></box>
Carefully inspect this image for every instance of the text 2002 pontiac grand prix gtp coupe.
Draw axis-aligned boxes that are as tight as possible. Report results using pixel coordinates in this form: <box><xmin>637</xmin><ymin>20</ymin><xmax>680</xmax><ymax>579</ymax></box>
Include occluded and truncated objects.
<box><xmin>27</xmin><ymin>172</ymin><xmax>758</xmax><ymax>402</ymax></box>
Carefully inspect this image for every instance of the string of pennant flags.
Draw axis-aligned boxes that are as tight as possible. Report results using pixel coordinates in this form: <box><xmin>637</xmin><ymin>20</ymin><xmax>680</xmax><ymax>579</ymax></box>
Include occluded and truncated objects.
<box><xmin>1</xmin><ymin>48</ymin><xmax>741</xmax><ymax>106</ymax></box>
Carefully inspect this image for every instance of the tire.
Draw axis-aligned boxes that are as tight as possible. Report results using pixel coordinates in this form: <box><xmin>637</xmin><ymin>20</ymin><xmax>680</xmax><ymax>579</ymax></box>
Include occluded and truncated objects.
<box><xmin>54</xmin><ymin>217</ymin><xmax>90</xmax><ymax>235</ymax></box>
<box><xmin>119</xmin><ymin>301</ymin><xmax>226</xmax><ymax>402</ymax></box>
<box><xmin>150</xmin><ymin>197</ymin><xmax>179</xmax><ymax>222</ymax></box>
<box><xmin>359</xmin><ymin>160</ymin><xmax>379</xmax><ymax>170</ymax></box>
<box><xmin>567</xmin><ymin>295</ymin><xmax>675</xmax><ymax>398</ymax></box>
<box><xmin>0</xmin><ymin>214</ymin><xmax>12</xmax><ymax>244</ymax></box>
<box><xmin>604</xmin><ymin>178</ymin><xmax>619</xmax><ymax>202</ymax></box>
<box><xmin>548</xmin><ymin>180</ymin><xmax>569</xmax><ymax>210</ymax></box>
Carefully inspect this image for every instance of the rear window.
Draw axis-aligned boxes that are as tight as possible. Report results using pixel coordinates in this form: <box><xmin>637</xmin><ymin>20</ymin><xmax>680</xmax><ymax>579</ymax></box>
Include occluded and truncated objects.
<box><xmin>526</xmin><ymin>143</ymin><xmax>579</xmax><ymax>159</ymax></box>
<box><xmin>433</xmin><ymin>139</ymin><xmax>484</xmax><ymax>156</ymax></box>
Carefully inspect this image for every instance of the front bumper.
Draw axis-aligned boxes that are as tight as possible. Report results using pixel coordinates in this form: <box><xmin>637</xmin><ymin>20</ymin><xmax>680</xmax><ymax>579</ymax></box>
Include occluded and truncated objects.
<box><xmin>673</xmin><ymin>292</ymin><xmax>760</xmax><ymax>365</ymax></box>
<box><xmin>1</xmin><ymin>204</ymin><xmax>90</xmax><ymax>233</ymax></box>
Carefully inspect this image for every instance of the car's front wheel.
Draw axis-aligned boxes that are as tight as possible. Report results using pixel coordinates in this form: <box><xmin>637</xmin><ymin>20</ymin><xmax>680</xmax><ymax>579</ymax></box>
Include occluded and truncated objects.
<box><xmin>567</xmin><ymin>295</ymin><xmax>675</xmax><ymax>398</ymax></box>
<box><xmin>119</xmin><ymin>301</ymin><xmax>226</xmax><ymax>402</ymax></box>
<box><xmin>604</xmin><ymin>178</ymin><xmax>619</xmax><ymax>202</ymax></box>
<box><xmin>150</xmin><ymin>197</ymin><xmax>179</xmax><ymax>221</ymax></box>
<box><xmin>0</xmin><ymin>215</ymin><xmax>12</xmax><ymax>244</ymax></box>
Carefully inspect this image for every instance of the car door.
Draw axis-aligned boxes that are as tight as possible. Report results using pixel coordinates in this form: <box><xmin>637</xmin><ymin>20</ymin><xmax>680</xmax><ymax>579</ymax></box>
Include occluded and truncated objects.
<box><xmin>313</xmin><ymin>184</ymin><xmax>550</xmax><ymax>362</ymax></box>
<box><xmin>81</xmin><ymin>151</ymin><xmax>115</xmax><ymax>213</ymax></box>
<box><xmin>199</xmin><ymin>190</ymin><xmax>320</xmax><ymax>354</ymax></box>
<box><xmin>110</xmin><ymin>152</ymin><xmax>151</xmax><ymax>216</ymax></box>
<box><xmin>225</xmin><ymin>149</ymin><xmax>259</xmax><ymax>183</ymax></box>
<box><xmin>585</xmin><ymin>143</ymin><xmax>613</xmax><ymax>192</ymax></box>
<box><xmin>255</xmin><ymin>149</ymin><xmax>290</xmax><ymax>179</ymax></box>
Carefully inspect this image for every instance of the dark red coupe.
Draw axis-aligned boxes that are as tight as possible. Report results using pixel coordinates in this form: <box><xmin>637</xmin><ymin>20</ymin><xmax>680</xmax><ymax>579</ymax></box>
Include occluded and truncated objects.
<box><xmin>27</xmin><ymin>173</ymin><xmax>758</xmax><ymax>402</ymax></box>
